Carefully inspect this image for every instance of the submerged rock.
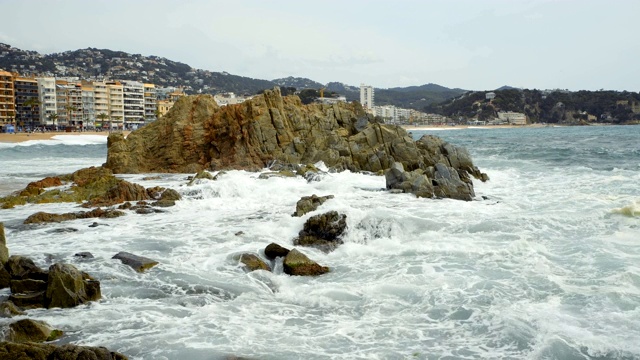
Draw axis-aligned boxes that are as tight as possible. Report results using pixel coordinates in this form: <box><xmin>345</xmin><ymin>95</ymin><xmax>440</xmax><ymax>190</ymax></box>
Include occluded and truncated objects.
<box><xmin>293</xmin><ymin>211</ymin><xmax>347</xmax><ymax>252</ymax></box>
<box><xmin>292</xmin><ymin>194</ymin><xmax>334</xmax><ymax>217</ymax></box>
<box><xmin>283</xmin><ymin>249</ymin><xmax>329</xmax><ymax>276</ymax></box>
<box><xmin>112</xmin><ymin>251</ymin><xmax>159</xmax><ymax>272</ymax></box>
<box><xmin>104</xmin><ymin>88</ymin><xmax>487</xmax><ymax>201</ymax></box>
<box><xmin>238</xmin><ymin>253</ymin><xmax>271</xmax><ymax>272</ymax></box>
<box><xmin>3</xmin><ymin>319</ymin><xmax>63</xmax><ymax>343</ymax></box>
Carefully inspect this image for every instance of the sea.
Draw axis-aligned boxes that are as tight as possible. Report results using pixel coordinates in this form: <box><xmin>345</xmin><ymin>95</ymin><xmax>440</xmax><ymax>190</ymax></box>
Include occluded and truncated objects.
<box><xmin>0</xmin><ymin>126</ymin><xmax>639</xmax><ymax>360</ymax></box>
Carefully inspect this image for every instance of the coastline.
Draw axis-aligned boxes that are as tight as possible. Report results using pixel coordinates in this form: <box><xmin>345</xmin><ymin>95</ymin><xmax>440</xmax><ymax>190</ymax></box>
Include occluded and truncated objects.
<box><xmin>0</xmin><ymin>131</ymin><xmax>130</xmax><ymax>143</ymax></box>
<box><xmin>400</xmin><ymin>123</ymin><xmax>550</xmax><ymax>131</ymax></box>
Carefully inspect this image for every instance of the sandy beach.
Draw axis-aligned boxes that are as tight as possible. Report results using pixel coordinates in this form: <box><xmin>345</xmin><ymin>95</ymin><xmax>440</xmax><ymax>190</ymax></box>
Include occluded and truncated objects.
<box><xmin>0</xmin><ymin>131</ymin><xmax>130</xmax><ymax>143</ymax></box>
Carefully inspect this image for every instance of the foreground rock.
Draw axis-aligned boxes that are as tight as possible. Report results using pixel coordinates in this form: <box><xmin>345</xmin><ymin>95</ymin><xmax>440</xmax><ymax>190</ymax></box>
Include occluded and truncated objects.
<box><xmin>45</xmin><ymin>263</ymin><xmax>101</xmax><ymax>309</ymax></box>
<box><xmin>3</xmin><ymin>319</ymin><xmax>63</xmax><ymax>343</ymax></box>
<box><xmin>24</xmin><ymin>208</ymin><xmax>125</xmax><ymax>224</ymax></box>
<box><xmin>283</xmin><ymin>249</ymin><xmax>329</xmax><ymax>276</ymax></box>
<box><xmin>292</xmin><ymin>194</ymin><xmax>334</xmax><ymax>217</ymax></box>
<box><xmin>0</xmin><ymin>342</ymin><xmax>128</xmax><ymax>360</ymax></box>
<box><xmin>112</xmin><ymin>252</ymin><xmax>159</xmax><ymax>272</ymax></box>
<box><xmin>293</xmin><ymin>211</ymin><xmax>347</xmax><ymax>252</ymax></box>
<box><xmin>0</xmin><ymin>222</ymin><xmax>8</xmax><ymax>265</ymax></box>
<box><xmin>105</xmin><ymin>88</ymin><xmax>487</xmax><ymax>201</ymax></box>
<box><xmin>264</xmin><ymin>243</ymin><xmax>290</xmax><ymax>260</ymax></box>
<box><xmin>238</xmin><ymin>253</ymin><xmax>271</xmax><ymax>272</ymax></box>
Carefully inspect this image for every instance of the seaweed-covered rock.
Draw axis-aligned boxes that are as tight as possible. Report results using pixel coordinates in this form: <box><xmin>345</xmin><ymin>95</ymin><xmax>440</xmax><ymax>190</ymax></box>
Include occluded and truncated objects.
<box><xmin>10</xmin><ymin>279</ymin><xmax>47</xmax><ymax>294</ymax></box>
<box><xmin>45</xmin><ymin>263</ymin><xmax>101</xmax><ymax>309</ymax></box>
<box><xmin>3</xmin><ymin>319</ymin><xmax>63</xmax><ymax>343</ymax></box>
<box><xmin>112</xmin><ymin>252</ymin><xmax>158</xmax><ymax>272</ymax></box>
<box><xmin>23</xmin><ymin>208</ymin><xmax>125</xmax><ymax>224</ymax></box>
<box><xmin>292</xmin><ymin>194</ymin><xmax>334</xmax><ymax>217</ymax></box>
<box><xmin>0</xmin><ymin>301</ymin><xmax>25</xmax><ymax>318</ymax></box>
<box><xmin>283</xmin><ymin>249</ymin><xmax>329</xmax><ymax>276</ymax></box>
<box><xmin>264</xmin><ymin>243</ymin><xmax>290</xmax><ymax>260</ymax></box>
<box><xmin>5</xmin><ymin>256</ymin><xmax>48</xmax><ymax>281</ymax></box>
<box><xmin>0</xmin><ymin>342</ymin><xmax>129</xmax><ymax>360</ymax></box>
<box><xmin>0</xmin><ymin>222</ymin><xmax>8</xmax><ymax>265</ymax></box>
<box><xmin>8</xmin><ymin>291</ymin><xmax>45</xmax><ymax>309</ymax></box>
<box><xmin>293</xmin><ymin>211</ymin><xmax>347</xmax><ymax>252</ymax></box>
<box><xmin>238</xmin><ymin>254</ymin><xmax>271</xmax><ymax>272</ymax></box>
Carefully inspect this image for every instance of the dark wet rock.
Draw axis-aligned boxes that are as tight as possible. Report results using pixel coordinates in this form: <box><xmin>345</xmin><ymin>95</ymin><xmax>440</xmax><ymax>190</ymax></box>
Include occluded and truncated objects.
<box><xmin>5</xmin><ymin>256</ymin><xmax>48</xmax><ymax>281</ymax></box>
<box><xmin>293</xmin><ymin>211</ymin><xmax>347</xmax><ymax>252</ymax></box>
<box><xmin>45</xmin><ymin>263</ymin><xmax>101</xmax><ymax>309</ymax></box>
<box><xmin>118</xmin><ymin>202</ymin><xmax>133</xmax><ymax>210</ymax></box>
<box><xmin>0</xmin><ymin>301</ymin><xmax>25</xmax><ymax>318</ymax></box>
<box><xmin>264</xmin><ymin>243</ymin><xmax>290</xmax><ymax>260</ymax></box>
<box><xmin>152</xmin><ymin>199</ymin><xmax>175</xmax><ymax>207</ymax></box>
<box><xmin>0</xmin><ymin>341</ymin><xmax>129</xmax><ymax>360</ymax></box>
<box><xmin>112</xmin><ymin>251</ymin><xmax>159</xmax><ymax>272</ymax></box>
<box><xmin>88</xmin><ymin>222</ymin><xmax>100</xmax><ymax>227</ymax></box>
<box><xmin>134</xmin><ymin>207</ymin><xmax>165</xmax><ymax>214</ymax></box>
<box><xmin>8</xmin><ymin>291</ymin><xmax>45</xmax><ymax>309</ymax></box>
<box><xmin>258</xmin><ymin>170</ymin><xmax>297</xmax><ymax>179</ymax></box>
<box><xmin>283</xmin><ymin>249</ymin><xmax>329</xmax><ymax>276</ymax></box>
<box><xmin>74</xmin><ymin>252</ymin><xmax>94</xmax><ymax>259</ymax></box>
<box><xmin>3</xmin><ymin>319</ymin><xmax>63</xmax><ymax>343</ymax></box>
<box><xmin>0</xmin><ymin>267</ymin><xmax>10</xmax><ymax>289</ymax></box>
<box><xmin>238</xmin><ymin>254</ymin><xmax>271</xmax><ymax>272</ymax></box>
<box><xmin>0</xmin><ymin>222</ymin><xmax>8</xmax><ymax>265</ymax></box>
<box><xmin>292</xmin><ymin>194</ymin><xmax>334</xmax><ymax>217</ymax></box>
<box><xmin>46</xmin><ymin>227</ymin><xmax>78</xmax><ymax>234</ymax></box>
<box><xmin>187</xmin><ymin>170</ymin><xmax>215</xmax><ymax>185</ymax></box>
<box><xmin>10</xmin><ymin>279</ymin><xmax>47</xmax><ymax>294</ymax></box>
<box><xmin>24</xmin><ymin>208</ymin><xmax>125</xmax><ymax>224</ymax></box>
<box><xmin>234</xmin><ymin>231</ymin><xmax>244</xmax><ymax>236</ymax></box>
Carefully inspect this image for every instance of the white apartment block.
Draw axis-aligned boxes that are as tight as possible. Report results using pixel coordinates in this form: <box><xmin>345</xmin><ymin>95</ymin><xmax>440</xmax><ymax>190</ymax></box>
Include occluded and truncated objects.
<box><xmin>497</xmin><ymin>111</ymin><xmax>527</xmax><ymax>125</ymax></box>
<box><xmin>373</xmin><ymin>105</ymin><xmax>411</xmax><ymax>124</ymax></box>
<box><xmin>360</xmin><ymin>84</ymin><xmax>374</xmax><ymax>111</ymax></box>
<box><xmin>37</xmin><ymin>77</ymin><xmax>57</xmax><ymax>126</ymax></box>
<box><xmin>122</xmin><ymin>80</ymin><xmax>145</xmax><ymax>129</ymax></box>
<box><xmin>93</xmin><ymin>81</ymin><xmax>109</xmax><ymax>126</ymax></box>
<box><xmin>81</xmin><ymin>85</ymin><xmax>95</xmax><ymax>129</ymax></box>
<box><xmin>55</xmin><ymin>82</ymin><xmax>83</xmax><ymax>128</ymax></box>
<box><xmin>143</xmin><ymin>83</ymin><xmax>156</xmax><ymax>124</ymax></box>
<box><xmin>107</xmin><ymin>81</ymin><xmax>124</xmax><ymax>129</ymax></box>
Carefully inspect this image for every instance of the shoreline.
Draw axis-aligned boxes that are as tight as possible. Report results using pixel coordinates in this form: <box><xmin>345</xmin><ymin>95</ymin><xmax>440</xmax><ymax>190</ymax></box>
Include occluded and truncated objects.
<box><xmin>0</xmin><ymin>131</ymin><xmax>130</xmax><ymax>143</ymax></box>
<box><xmin>400</xmin><ymin>123</ymin><xmax>549</xmax><ymax>131</ymax></box>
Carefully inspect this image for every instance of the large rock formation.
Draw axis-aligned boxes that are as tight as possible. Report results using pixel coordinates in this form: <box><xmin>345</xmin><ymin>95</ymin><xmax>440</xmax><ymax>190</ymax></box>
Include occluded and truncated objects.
<box><xmin>105</xmin><ymin>88</ymin><xmax>487</xmax><ymax>200</ymax></box>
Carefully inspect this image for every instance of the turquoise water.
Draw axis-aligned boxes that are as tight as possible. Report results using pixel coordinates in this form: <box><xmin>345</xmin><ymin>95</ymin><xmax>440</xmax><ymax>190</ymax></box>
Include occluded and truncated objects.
<box><xmin>0</xmin><ymin>126</ymin><xmax>639</xmax><ymax>359</ymax></box>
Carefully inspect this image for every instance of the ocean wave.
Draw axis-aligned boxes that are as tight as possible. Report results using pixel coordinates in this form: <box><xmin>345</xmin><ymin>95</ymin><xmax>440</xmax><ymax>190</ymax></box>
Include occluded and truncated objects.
<box><xmin>0</xmin><ymin>134</ymin><xmax>108</xmax><ymax>149</ymax></box>
<box><xmin>612</xmin><ymin>200</ymin><xmax>640</xmax><ymax>217</ymax></box>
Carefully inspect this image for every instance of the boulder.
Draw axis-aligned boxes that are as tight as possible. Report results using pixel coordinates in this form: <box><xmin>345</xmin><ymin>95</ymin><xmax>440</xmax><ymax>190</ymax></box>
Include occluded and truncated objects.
<box><xmin>10</xmin><ymin>279</ymin><xmax>47</xmax><ymax>294</ymax></box>
<box><xmin>264</xmin><ymin>243</ymin><xmax>290</xmax><ymax>260</ymax></box>
<box><xmin>8</xmin><ymin>292</ymin><xmax>45</xmax><ymax>309</ymax></box>
<box><xmin>5</xmin><ymin>256</ymin><xmax>48</xmax><ymax>281</ymax></box>
<box><xmin>45</xmin><ymin>263</ymin><xmax>100</xmax><ymax>309</ymax></box>
<box><xmin>0</xmin><ymin>301</ymin><xmax>25</xmax><ymax>318</ymax></box>
<box><xmin>104</xmin><ymin>89</ymin><xmax>487</xmax><ymax>201</ymax></box>
<box><xmin>112</xmin><ymin>252</ymin><xmax>158</xmax><ymax>272</ymax></box>
<box><xmin>23</xmin><ymin>208</ymin><xmax>125</xmax><ymax>224</ymax></box>
<box><xmin>74</xmin><ymin>252</ymin><xmax>94</xmax><ymax>259</ymax></box>
<box><xmin>18</xmin><ymin>177</ymin><xmax>62</xmax><ymax>197</ymax></box>
<box><xmin>293</xmin><ymin>211</ymin><xmax>347</xmax><ymax>252</ymax></box>
<box><xmin>0</xmin><ymin>267</ymin><xmax>10</xmax><ymax>289</ymax></box>
<box><xmin>238</xmin><ymin>254</ymin><xmax>271</xmax><ymax>272</ymax></box>
<box><xmin>0</xmin><ymin>342</ymin><xmax>129</xmax><ymax>360</ymax></box>
<box><xmin>292</xmin><ymin>194</ymin><xmax>334</xmax><ymax>217</ymax></box>
<box><xmin>3</xmin><ymin>319</ymin><xmax>63</xmax><ymax>343</ymax></box>
<box><xmin>283</xmin><ymin>249</ymin><xmax>329</xmax><ymax>276</ymax></box>
<box><xmin>187</xmin><ymin>170</ymin><xmax>215</xmax><ymax>185</ymax></box>
<box><xmin>0</xmin><ymin>222</ymin><xmax>8</xmax><ymax>265</ymax></box>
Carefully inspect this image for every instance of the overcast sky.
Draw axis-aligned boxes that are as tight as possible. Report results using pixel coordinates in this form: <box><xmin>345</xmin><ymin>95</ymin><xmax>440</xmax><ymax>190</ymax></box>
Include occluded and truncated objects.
<box><xmin>1</xmin><ymin>0</ymin><xmax>639</xmax><ymax>91</ymax></box>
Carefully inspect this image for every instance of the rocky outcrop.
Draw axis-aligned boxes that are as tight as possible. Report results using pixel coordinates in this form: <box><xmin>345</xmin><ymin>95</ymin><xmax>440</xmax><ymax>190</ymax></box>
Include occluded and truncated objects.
<box><xmin>18</xmin><ymin>177</ymin><xmax>62</xmax><ymax>197</ymax></box>
<box><xmin>292</xmin><ymin>195</ymin><xmax>334</xmax><ymax>217</ymax></box>
<box><xmin>0</xmin><ymin>342</ymin><xmax>128</xmax><ymax>360</ymax></box>
<box><xmin>112</xmin><ymin>252</ymin><xmax>158</xmax><ymax>272</ymax></box>
<box><xmin>283</xmin><ymin>249</ymin><xmax>329</xmax><ymax>276</ymax></box>
<box><xmin>45</xmin><ymin>263</ymin><xmax>101</xmax><ymax>309</ymax></box>
<box><xmin>238</xmin><ymin>253</ymin><xmax>271</xmax><ymax>272</ymax></box>
<box><xmin>24</xmin><ymin>208</ymin><xmax>125</xmax><ymax>224</ymax></box>
<box><xmin>105</xmin><ymin>88</ymin><xmax>487</xmax><ymax>201</ymax></box>
<box><xmin>293</xmin><ymin>211</ymin><xmax>347</xmax><ymax>252</ymax></box>
<box><xmin>3</xmin><ymin>319</ymin><xmax>63</xmax><ymax>343</ymax></box>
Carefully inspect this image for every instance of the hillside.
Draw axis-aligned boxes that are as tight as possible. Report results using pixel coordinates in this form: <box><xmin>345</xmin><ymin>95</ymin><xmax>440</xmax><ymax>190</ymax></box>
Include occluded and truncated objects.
<box><xmin>425</xmin><ymin>89</ymin><xmax>640</xmax><ymax>124</ymax></box>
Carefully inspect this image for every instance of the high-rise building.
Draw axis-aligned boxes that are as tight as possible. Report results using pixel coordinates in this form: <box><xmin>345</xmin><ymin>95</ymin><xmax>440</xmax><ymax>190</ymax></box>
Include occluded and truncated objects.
<box><xmin>55</xmin><ymin>80</ymin><xmax>83</xmax><ymax>129</ymax></box>
<box><xmin>106</xmin><ymin>81</ymin><xmax>124</xmax><ymax>130</ymax></box>
<box><xmin>81</xmin><ymin>84</ymin><xmax>95</xmax><ymax>130</ymax></box>
<box><xmin>143</xmin><ymin>83</ymin><xmax>156</xmax><ymax>124</ymax></box>
<box><xmin>360</xmin><ymin>84</ymin><xmax>374</xmax><ymax>111</ymax></box>
<box><xmin>0</xmin><ymin>70</ymin><xmax>16</xmax><ymax>128</ymax></box>
<box><xmin>14</xmin><ymin>76</ymin><xmax>39</xmax><ymax>130</ymax></box>
<box><xmin>37</xmin><ymin>77</ymin><xmax>57</xmax><ymax>127</ymax></box>
<box><xmin>93</xmin><ymin>81</ymin><xmax>109</xmax><ymax>128</ymax></box>
<box><xmin>122</xmin><ymin>80</ymin><xmax>145</xmax><ymax>129</ymax></box>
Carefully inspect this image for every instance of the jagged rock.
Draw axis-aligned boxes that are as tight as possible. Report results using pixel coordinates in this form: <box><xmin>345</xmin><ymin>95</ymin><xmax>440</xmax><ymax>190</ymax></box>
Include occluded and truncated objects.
<box><xmin>0</xmin><ymin>267</ymin><xmax>10</xmax><ymax>289</ymax></box>
<box><xmin>5</xmin><ymin>256</ymin><xmax>48</xmax><ymax>281</ymax></box>
<box><xmin>0</xmin><ymin>222</ymin><xmax>8</xmax><ymax>265</ymax></box>
<box><xmin>74</xmin><ymin>252</ymin><xmax>94</xmax><ymax>259</ymax></box>
<box><xmin>293</xmin><ymin>211</ymin><xmax>347</xmax><ymax>252</ymax></box>
<box><xmin>264</xmin><ymin>243</ymin><xmax>290</xmax><ymax>260</ymax></box>
<box><xmin>0</xmin><ymin>342</ymin><xmax>129</xmax><ymax>360</ymax></box>
<box><xmin>104</xmin><ymin>89</ymin><xmax>487</xmax><ymax>201</ymax></box>
<box><xmin>3</xmin><ymin>319</ymin><xmax>63</xmax><ymax>343</ymax></box>
<box><xmin>18</xmin><ymin>177</ymin><xmax>62</xmax><ymax>197</ymax></box>
<box><xmin>283</xmin><ymin>249</ymin><xmax>329</xmax><ymax>276</ymax></box>
<box><xmin>23</xmin><ymin>208</ymin><xmax>125</xmax><ymax>224</ymax></box>
<box><xmin>112</xmin><ymin>252</ymin><xmax>158</xmax><ymax>272</ymax></box>
<box><xmin>10</xmin><ymin>279</ymin><xmax>47</xmax><ymax>294</ymax></box>
<box><xmin>45</xmin><ymin>263</ymin><xmax>101</xmax><ymax>309</ymax></box>
<box><xmin>292</xmin><ymin>194</ymin><xmax>334</xmax><ymax>217</ymax></box>
<box><xmin>0</xmin><ymin>301</ymin><xmax>25</xmax><ymax>318</ymax></box>
<box><xmin>238</xmin><ymin>254</ymin><xmax>271</xmax><ymax>272</ymax></box>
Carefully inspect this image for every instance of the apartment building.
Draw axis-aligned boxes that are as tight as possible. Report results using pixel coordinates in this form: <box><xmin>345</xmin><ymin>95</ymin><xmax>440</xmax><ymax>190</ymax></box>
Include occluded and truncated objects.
<box><xmin>107</xmin><ymin>81</ymin><xmax>124</xmax><ymax>130</ymax></box>
<box><xmin>497</xmin><ymin>111</ymin><xmax>527</xmax><ymax>125</ymax></box>
<box><xmin>0</xmin><ymin>70</ymin><xmax>15</xmax><ymax>128</ymax></box>
<box><xmin>14</xmin><ymin>76</ymin><xmax>39</xmax><ymax>129</ymax></box>
<box><xmin>143</xmin><ymin>83</ymin><xmax>157</xmax><ymax>124</ymax></box>
<box><xmin>37</xmin><ymin>77</ymin><xmax>56</xmax><ymax>126</ymax></box>
<box><xmin>93</xmin><ymin>81</ymin><xmax>109</xmax><ymax>128</ymax></box>
<box><xmin>122</xmin><ymin>80</ymin><xmax>144</xmax><ymax>129</ymax></box>
<box><xmin>360</xmin><ymin>84</ymin><xmax>374</xmax><ymax>111</ymax></box>
<box><xmin>55</xmin><ymin>81</ymin><xmax>83</xmax><ymax>128</ymax></box>
<box><xmin>81</xmin><ymin>84</ymin><xmax>95</xmax><ymax>129</ymax></box>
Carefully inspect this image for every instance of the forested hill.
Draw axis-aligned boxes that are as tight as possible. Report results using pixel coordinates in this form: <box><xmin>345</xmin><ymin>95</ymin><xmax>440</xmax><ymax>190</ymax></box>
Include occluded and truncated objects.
<box><xmin>425</xmin><ymin>89</ymin><xmax>640</xmax><ymax>124</ymax></box>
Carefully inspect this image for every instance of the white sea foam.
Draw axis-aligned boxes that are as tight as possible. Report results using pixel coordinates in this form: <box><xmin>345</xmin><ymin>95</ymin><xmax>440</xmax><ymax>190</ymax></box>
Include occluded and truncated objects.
<box><xmin>0</xmin><ymin>134</ymin><xmax>107</xmax><ymax>148</ymax></box>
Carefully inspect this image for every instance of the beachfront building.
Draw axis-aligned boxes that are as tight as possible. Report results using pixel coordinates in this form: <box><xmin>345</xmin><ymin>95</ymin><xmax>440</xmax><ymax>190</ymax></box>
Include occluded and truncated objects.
<box><xmin>0</xmin><ymin>70</ymin><xmax>16</xmax><ymax>129</ymax></box>
<box><xmin>14</xmin><ymin>76</ymin><xmax>39</xmax><ymax>130</ymax></box>
<box><xmin>106</xmin><ymin>81</ymin><xmax>124</xmax><ymax>130</ymax></box>
<box><xmin>37</xmin><ymin>77</ymin><xmax>57</xmax><ymax>127</ymax></box>
<box><xmin>81</xmin><ymin>84</ymin><xmax>96</xmax><ymax>130</ymax></box>
<box><xmin>55</xmin><ymin>81</ymin><xmax>83</xmax><ymax>129</ymax></box>
<box><xmin>360</xmin><ymin>84</ymin><xmax>374</xmax><ymax>112</ymax></box>
<box><xmin>122</xmin><ymin>80</ymin><xmax>145</xmax><ymax>129</ymax></box>
<box><xmin>497</xmin><ymin>111</ymin><xmax>527</xmax><ymax>125</ymax></box>
<box><xmin>213</xmin><ymin>92</ymin><xmax>254</xmax><ymax>106</ymax></box>
<box><xmin>93</xmin><ymin>81</ymin><xmax>109</xmax><ymax>129</ymax></box>
<box><xmin>143</xmin><ymin>83</ymin><xmax>157</xmax><ymax>124</ymax></box>
<box><xmin>373</xmin><ymin>105</ymin><xmax>411</xmax><ymax>124</ymax></box>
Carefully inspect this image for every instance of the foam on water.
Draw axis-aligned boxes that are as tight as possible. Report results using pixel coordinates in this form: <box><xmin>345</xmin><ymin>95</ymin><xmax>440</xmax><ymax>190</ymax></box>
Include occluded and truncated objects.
<box><xmin>1</xmin><ymin>125</ymin><xmax>639</xmax><ymax>359</ymax></box>
<box><xmin>0</xmin><ymin>134</ymin><xmax>108</xmax><ymax>149</ymax></box>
